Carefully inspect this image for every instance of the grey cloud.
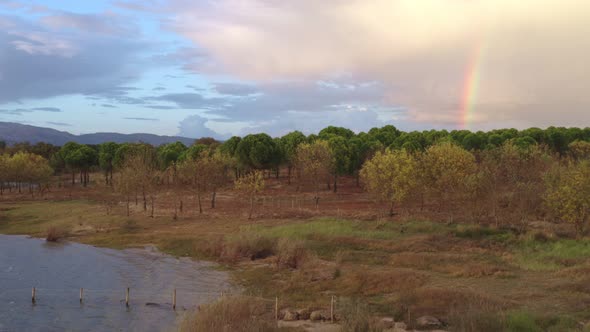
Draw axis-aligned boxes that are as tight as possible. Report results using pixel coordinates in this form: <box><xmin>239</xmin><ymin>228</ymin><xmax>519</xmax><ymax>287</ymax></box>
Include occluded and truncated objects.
<box><xmin>101</xmin><ymin>104</ymin><xmax>117</xmax><ymax>108</ymax></box>
<box><xmin>0</xmin><ymin>15</ymin><xmax>149</xmax><ymax>103</ymax></box>
<box><xmin>123</xmin><ymin>117</ymin><xmax>160</xmax><ymax>121</ymax></box>
<box><xmin>149</xmin><ymin>93</ymin><xmax>223</xmax><ymax>110</ymax></box>
<box><xmin>152</xmin><ymin>86</ymin><xmax>166</xmax><ymax>91</ymax></box>
<box><xmin>46</xmin><ymin>121</ymin><xmax>71</xmax><ymax>127</ymax></box>
<box><xmin>145</xmin><ymin>105</ymin><xmax>178</xmax><ymax>110</ymax></box>
<box><xmin>0</xmin><ymin>107</ymin><xmax>62</xmax><ymax>115</ymax></box>
<box><xmin>214</xmin><ymin>83</ymin><xmax>258</xmax><ymax>96</ymax></box>
<box><xmin>31</xmin><ymin>107</ymin><xmax>61</xmax><ymax>112</ymax></box>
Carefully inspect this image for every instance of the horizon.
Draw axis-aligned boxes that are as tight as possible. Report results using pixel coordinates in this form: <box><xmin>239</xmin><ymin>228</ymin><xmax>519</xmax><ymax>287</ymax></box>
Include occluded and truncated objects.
<box><xmin>0</xmin><ymin>1</ymin><xmax>588</xmax><ymax>139</ymax></box>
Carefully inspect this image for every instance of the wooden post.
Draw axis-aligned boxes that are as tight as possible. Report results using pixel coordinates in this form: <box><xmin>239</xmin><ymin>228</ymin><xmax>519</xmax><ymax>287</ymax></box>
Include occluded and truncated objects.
<box><xmin>125</xmin><ymin>288</ymin><xmax>130</xmax><ymax>307</ymax></box>
<box><xmin>32</xmin><ymin>287</ymin><xmax>36</xmax><ymax>304</ymax></box>
<box><xmin>172</xmin><ymin>289</ymin><xmax>176</xmax><ymax>310</ymax></box>
<box><xmin>275</xmin><ymin>296</ymin><xmax>279</xmax><ymax>321</ymax></box>
<box><xmin>330</xmin><ymin>296</ymin><xmax>334</xmax><ymax>323</ymax></box>
<box><xmin>79</xmin><ymin>288</ymin><xmax>84</xmax><ymax>303</ymax></box>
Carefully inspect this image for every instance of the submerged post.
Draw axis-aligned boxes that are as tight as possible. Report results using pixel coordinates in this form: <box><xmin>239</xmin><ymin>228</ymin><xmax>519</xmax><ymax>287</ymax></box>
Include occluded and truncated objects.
<box><xmin>32</xmin><ymin>287</ymin><xmax>36</xmax><ymax>304</ymax></box>
<box><xmin>172</xmin><ymin>289</ymin><xmax>176</xmax><ymax>310</ymax></box>
<box><xmin>80</xmin><ymin>288</ymin><xmax>84</xmax><ymax>303</ymax></box>
<box><xmin>125</xmin><ymin>288</ymin><xmax>130</xmax><ymax>307</ymax></box>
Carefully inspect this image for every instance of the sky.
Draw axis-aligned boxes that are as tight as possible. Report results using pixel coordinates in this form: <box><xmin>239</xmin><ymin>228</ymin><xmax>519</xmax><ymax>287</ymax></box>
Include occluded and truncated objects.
<box><xmin>0</xmin><ymin>0</ymin><xmax>588</xmax><ymax>139</ymax></box>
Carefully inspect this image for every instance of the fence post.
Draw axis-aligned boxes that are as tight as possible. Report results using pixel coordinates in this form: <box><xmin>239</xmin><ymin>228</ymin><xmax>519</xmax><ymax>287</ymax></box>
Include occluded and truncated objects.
<box><xmin>173</xmin><ymin>289</ymin><xmax>176</xmax><ymax>310</ymax></box>
<box><xmin>275</xmin><ymin>296</ymin><xmax>279</xmax><ymax>321</ymax></box>
<box><xmin>125</xmin><ymin>288</ymin><xmax>130</xmax><ymax>307</ymax></box>
<box><xmin>80</xmin><ymin>288</ymin><xmax>84</xmax><ymax>303</ymax></box>
<box><xmin>32</xmin><ymin>287</ymin><xmax>36</xmax><ymax>304</ymax></box>
<box><xmin>330</xmin><ymin>296</ymin><xmax>334</xmax><ymax>323</ymax></box>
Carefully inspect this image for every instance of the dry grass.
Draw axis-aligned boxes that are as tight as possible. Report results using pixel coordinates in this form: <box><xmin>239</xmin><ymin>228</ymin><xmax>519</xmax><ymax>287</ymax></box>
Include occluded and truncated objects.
<box><xmin>180</xmin><ymin>295</ymin><xmax>284</xmax><ymax>332</ymax></box>
<box><xmin>45</xmin><ymin>226</ymin><xmax>66</xmax><ymax>242</ymax></box>
<box><xmin>275</xmin><ymin>238</ymin><xmax>307</xmax><ymax>269</ymax></box>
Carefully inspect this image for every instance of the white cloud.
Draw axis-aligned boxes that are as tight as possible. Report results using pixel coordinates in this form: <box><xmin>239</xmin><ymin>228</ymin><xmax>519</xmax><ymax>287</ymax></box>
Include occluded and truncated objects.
<box><xmin>168</xmin><ymin>0</ymin><xmax>590</xmax><ymax>129</ymax></box>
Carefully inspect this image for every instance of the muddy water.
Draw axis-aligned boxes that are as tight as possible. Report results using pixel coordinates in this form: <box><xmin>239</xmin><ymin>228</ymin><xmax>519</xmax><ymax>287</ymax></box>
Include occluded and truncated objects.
<box><xmin>0</xmin><ymin>235</ymin><xmax>232</xmax><ymax>332</ymax></box>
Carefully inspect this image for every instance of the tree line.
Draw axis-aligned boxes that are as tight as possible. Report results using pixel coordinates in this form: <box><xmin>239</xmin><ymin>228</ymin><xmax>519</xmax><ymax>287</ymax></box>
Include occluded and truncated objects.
<box><xmin>1</xmin><ymin>125</ymin><xmax>589</xmax><ymax>233</ymax></box>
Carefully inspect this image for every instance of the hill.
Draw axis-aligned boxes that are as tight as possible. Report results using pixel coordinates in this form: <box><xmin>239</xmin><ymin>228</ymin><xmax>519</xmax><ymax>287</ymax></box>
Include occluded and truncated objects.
<box><xmin>0</xmin><ymin>122</ymin><xmax>195</xmax><ymax>146</ymax></box>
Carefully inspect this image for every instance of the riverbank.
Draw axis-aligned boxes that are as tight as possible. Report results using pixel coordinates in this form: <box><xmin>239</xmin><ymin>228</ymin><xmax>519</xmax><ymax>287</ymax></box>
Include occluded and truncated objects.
<box><xmin>2</xmin><ymin>199</ymin><xmax>590</xmax><ymax>331</ymax></box>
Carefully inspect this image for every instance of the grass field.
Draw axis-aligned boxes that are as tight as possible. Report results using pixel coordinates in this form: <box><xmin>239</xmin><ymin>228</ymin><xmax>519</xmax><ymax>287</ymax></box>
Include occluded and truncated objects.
<box><xmin>2</xmin><ymin>191</ymin><xmax>590</xmax><ymax>331</ymax></box>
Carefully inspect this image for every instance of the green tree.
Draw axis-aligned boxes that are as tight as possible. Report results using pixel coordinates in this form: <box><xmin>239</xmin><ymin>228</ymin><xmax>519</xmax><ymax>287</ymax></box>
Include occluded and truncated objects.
<box><xmin>280</xmin><ymin>131</ymin><xmax>307</xmax><ymax>184</ymax></box>
<box><xmin>99</xmin><ymin>142</ymin><xmax>119</xmax><ymax>185</ymax></box>
<box><xmin>360</xmin><ymin>149</ymin><xmax>417</xmax><ymax>216</ymax></box>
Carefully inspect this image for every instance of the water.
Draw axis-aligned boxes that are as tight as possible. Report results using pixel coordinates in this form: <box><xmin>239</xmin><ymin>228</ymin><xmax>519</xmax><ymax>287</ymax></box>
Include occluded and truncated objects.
<box><xmin>0</xmin><ymin>235</ymin><xmax>232</xmax><ymax>332</ymax></box>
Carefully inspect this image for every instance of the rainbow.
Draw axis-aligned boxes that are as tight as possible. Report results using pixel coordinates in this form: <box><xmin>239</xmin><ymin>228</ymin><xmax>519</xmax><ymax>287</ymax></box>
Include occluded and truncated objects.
<box><xmin>460</xmin><ymin>42</ymin><xmax>484</xmax><ymax>130</ymax></box>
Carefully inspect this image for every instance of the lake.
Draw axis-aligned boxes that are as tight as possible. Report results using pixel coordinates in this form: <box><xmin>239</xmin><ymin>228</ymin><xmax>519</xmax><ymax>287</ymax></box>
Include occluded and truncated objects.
<box><xmin>0</xmin><ymin>235</ymin><xmax>232</xmax><ymax>332</ymax></box>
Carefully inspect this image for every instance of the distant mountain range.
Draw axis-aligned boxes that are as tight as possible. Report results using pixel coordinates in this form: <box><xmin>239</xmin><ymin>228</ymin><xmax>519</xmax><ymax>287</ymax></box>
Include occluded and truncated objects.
<box><xmin>0</xmin><ymin>122</ymin><xmax>196</xmax><ymax>146</ymax></box>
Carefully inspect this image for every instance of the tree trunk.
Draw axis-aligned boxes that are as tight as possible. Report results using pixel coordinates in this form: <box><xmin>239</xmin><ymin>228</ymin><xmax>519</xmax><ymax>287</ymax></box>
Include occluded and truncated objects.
<box><xmin>248</xmin><ymin>194</ymin><xmax>254</xmax><ymax>219</ymax></box>
<box><xmin>72</xmin><ymin>171</ymin><xmax>75</xmax><ymax>185</ymax></box>
<box><xmin>389</xmin><ymin>201</ymin><xmax>395</xmax><ymax>217</ymax></box>
<box><xmin>333</xmin><ymin>175</ymin><xmax>338</xmax><ymax>193</ymax></box>
<box><xmin>211</xmin><ymin>190</ymin><xmax>216</xmax><ymax>209</ymax></box>
<box><xmin>150</xmin><ymin>196</ymin><xmax>154</xmax><ymax>218</ymax></box>
<box><xmin>142</xmin><ymin>189</ymin><xmax>147</xmax><ymax>211</ymax></box>
<box><xmin>287</xmin><ymin>166</ymin><xmax>292</xmax><ymax>185</ymax></box>
<box><xmin>126</xmin><ymin>195</ymin><xmax>130</xmax><ymax>216</ymax></box>
<box><xmin>197</xmin><ymin>189</ymin><xmax>203</xmax><ymax>214</ymax></box>
<box><xmin>179</xmin><ymin>199</ymin><xmax>183</xmax><ymax>213</ymax></box>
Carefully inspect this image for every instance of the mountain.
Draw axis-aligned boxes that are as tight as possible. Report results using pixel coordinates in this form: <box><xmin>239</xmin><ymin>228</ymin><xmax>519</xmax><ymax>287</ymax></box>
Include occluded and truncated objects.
<box><xmin>0</xmin><ymin>122</ymin><xmax>196</xmax><ymax>146</ymax></box>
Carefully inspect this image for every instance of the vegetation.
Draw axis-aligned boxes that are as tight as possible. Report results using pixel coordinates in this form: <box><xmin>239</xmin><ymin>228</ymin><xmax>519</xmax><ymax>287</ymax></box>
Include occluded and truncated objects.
<box><xmin>2</xmin><ymin>124</ymin><xmax>590</xmax><ymax>331</ymax></box>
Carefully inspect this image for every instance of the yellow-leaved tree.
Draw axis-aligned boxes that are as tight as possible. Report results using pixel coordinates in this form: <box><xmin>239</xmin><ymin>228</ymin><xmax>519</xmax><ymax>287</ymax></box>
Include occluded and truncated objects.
<box><xmin>421</xmin><ymin>142</ymin><xmax>477</xmax><ymax>220</ymax></box>
<box><xmin>545</xmin><ymin>160</ymin><xmax>590</xmax><ymax>237</ymax></box>
<box><xmin>235</xmin><ymin>170</ymin><xmax>265</xmax><ymax>219</ymax></box>
<box><xmin>360</xmin><ymin>149</ymin><xmax>417</xmax><ymax>216</ymax></box>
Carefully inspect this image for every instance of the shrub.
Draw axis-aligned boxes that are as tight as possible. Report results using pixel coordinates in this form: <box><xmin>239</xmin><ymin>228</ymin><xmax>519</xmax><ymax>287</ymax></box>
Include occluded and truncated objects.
<box><xmin>505</xmin><ymin>311</ymin><xmax>539</xmax><ymax>332</ymax></box>
<box><xmin>338</xmin><ymin>298</ymin><xmax>380</xmax><ymax>332</ymax></box>
<box><xmin>181</xmin><ymin>295</ymin><xmax>280</xmax><ymax>332</ymax></box>
<box><xmin>46</xmin><ymin>226</ymin><xmax>66</xmax><ymax>242</ymax></box>
<box><xmin>275</xmin><ymin>238</ymin><xmax>307</xmax><ymax>269</ymax></box>
<box><xmin>221</xmin><ymin>234</ymin><xmax>276</xmax><ymax>262</ymax></box>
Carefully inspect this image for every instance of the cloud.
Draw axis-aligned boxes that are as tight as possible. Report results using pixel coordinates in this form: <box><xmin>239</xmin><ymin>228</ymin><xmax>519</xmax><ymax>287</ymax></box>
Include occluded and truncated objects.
<box><xmin>123</xmin><ymin>117</ymin><xmax>159</xmax><ymax>121</ymax></box>
<box><xmin>46</xmin><ymin>121</ymin><xmax>71</xmax><ymax>127</ymax></box>
<box><xmin>214</xmin><ymin>83</ymin><xmax>258</xmax><ymax>96</ymax></box>
<box><xmin>101</xmin><ymin>104</ymin><xmax>117</xmax><ymax>108</ymax></box>
<box><xmin>166</xmin><ymin>0</ymin><xmax>590</xmax><ymax>129</ymax></box>
<box><xmin>0</xmin><ymin>14</ymin><xmax>149</xmax><ymax>103</ymax></box>
<box><xmin>177</xmin><ymin>114</ymin><xmax>226</xmax><ymax>139</ymax></box>
<box><xmin>39</xmin><ymin>12</ymin><xmax>139</xmax><ymax>37</ymax></box>
<box><xmin>0</xmin><ymin>107</ymin><xmax>62</xmax><ymax>115</ymax></box>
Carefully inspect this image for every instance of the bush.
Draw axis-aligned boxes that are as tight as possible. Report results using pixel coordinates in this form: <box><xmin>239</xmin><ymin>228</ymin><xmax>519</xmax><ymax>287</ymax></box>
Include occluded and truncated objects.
<box><xmin>275</xmin><ymin>238</ymin><xmax>307</xmax><ymax>269</ymax></box>
<box><xmin>338</xmin><ymin>298</ymin><xmax>380</xmax><ymax>332</ymax></box>
<box><xmin>181</xmin><ymin>295</ymin><xmax>280</xmax><ymax>332</ymax></box>
<box><xmin>46</xmin><ymin>226</ymin><xmax>66</xmax><ymax>242</ymax></box>
<box><xmin>506</xmin><ymin>311</ymin><xmax>539</xmax><ymax>332</ymax></box>
<box><xmin>221</xmin><ymin>234</ymin><xmax>276</xmax><ymax>262</ymax></box>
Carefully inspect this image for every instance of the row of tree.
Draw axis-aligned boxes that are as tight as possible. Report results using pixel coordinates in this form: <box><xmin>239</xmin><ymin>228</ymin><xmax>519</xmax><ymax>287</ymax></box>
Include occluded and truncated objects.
<box><xmin>0</xmin><ymin>152</ymin><xmax>53</xmax><ymax>196</ymax></box>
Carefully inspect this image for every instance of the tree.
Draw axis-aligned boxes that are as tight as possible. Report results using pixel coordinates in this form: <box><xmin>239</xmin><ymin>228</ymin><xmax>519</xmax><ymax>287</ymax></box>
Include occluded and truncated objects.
<box><xmin>545</xmin><ymin>160</ymin><xmax>590</xmax><ymax>237</ymax></box>
<box><xmin>294</xmin><ymin>141</ymin><xmax>333</xmax><ymax>208</ymax></box>
<box><xmin>318</xmin><ymin>126</ymin><xmax>355</xmax><ymax>140</ymax></box>
<box><xmin>421</xmin><ymin>142</ymin><xmax>477</xmax><ymax>218</ymax></box>
<box><xmin>360</xmin><ymin>149</ymin><xmax>417</xmax><ymax>216</ymax></box>
<box><xmin>280</xmin><ymin>131</ymin><xmax>307</xmax><ymax>184</ymax></box>
<box><xmin>235</xmin><ymin>133</ymin><xmax>278</xmax><ymax>171</ymax></box>
<box><xmin>327</xmin><ymin>135</ymin><xmax>352</xmax><ymax>192</ymax></box>
<box><xmin>569</xmin><ymin>140</ymin><xmax>590</xmax><ymax>160</ymax></box>
<box><xmin>235</xmin><ymin>170</ymin><xmax>265</xmax><ymax>219</ymax></box>
<box><xmin>99</xmin><ymin>142</ymin><xmax>118</xmax><ymax>186</ymax></box>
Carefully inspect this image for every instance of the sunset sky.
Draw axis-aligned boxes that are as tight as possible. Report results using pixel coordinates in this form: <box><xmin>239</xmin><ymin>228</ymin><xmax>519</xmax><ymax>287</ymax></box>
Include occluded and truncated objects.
<box><xmin>0</xmin><ymin>0</ymin><xmax>588</xmax><ymax>139</ymax></box>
